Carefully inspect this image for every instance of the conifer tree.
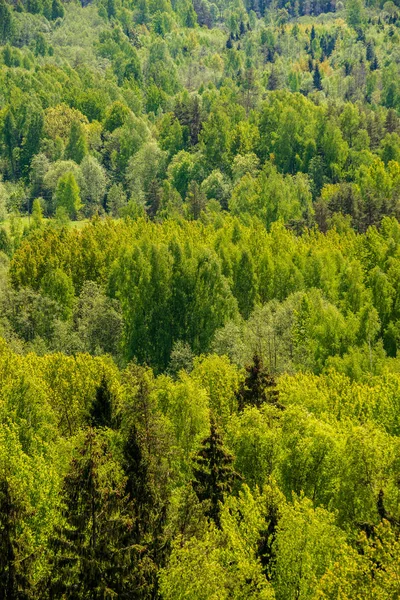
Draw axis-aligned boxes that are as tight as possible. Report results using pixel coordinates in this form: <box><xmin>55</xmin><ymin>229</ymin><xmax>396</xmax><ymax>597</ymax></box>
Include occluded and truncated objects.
<box><xmin>257</xmin><ymin>500</ymin><xmax>280</xmax><ymax>581</ymax></box>
<box><xmin>236</xmin><ymin>354</ymin><xmax>282</xmax><ymax>411</ymax></box>
<box><xmin>89</xmin><ymin>376</ymin><xmax>113</xmax><ymax>428</ymax></box>
<box><xmin>47</xmin><ymin>429</ymin><xmax>137</xmax><ymax>599</ymax></box>
<box><xmin>0</xmin><ymin>477</ymin><xmax>32</xmax><ymax>600</ymax></box>
<box><xmin>51</xmin><ymin>0</ymin><xmax>64</xmax><ymax>19</ymax></box>
<box><xmin>122</xmin><ymin>425</ymin><xmax>161</xmax><ymax>599</ymax></box>
<box><xmin>313</xmin><ymin>63</ymin><xmax>322</xmax><ymax>90</ymax></box>
<box><xmin>192</xmin><ymin>418</ymin><xmax>240</xmax><ymax>528</ymax></box>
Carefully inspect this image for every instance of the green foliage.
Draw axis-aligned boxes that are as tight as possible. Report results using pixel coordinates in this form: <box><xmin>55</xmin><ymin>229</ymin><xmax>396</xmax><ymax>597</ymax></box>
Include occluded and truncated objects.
<box><xmin>192</xmin><ymin>418</ymin><xmax>240</xmax><ymax>527</ymax></box>
<box><xmin>2</xmin><ymin>1</ymin><xmax>400</xmax><ymax>597</ymax></box>
<box><xmin>55</xmin><ymin>171</ymin><xmax>82</xmax><ymax>218</ymax></box>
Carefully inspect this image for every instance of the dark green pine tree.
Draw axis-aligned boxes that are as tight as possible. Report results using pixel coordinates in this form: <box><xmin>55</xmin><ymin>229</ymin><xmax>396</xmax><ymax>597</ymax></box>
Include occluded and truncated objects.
<box><xmin>0</xmin><ymin>477</ymin><xmax>32</xmax><ymax>600</ymax></box>
<box><xmin>236</xmin><ymin>354</ymin><xmax>283</xmax><ymax>411</ymax></box>
<box><xmin>122</xmin><ymin>425</ymin><xmax>166</xmax><ymax>599</ymax></box>
<box><xmin>47</xmin><ymin>429</ymin><xmax>137</xmax><ymax>599</ymax></box>
<box><xmin>257</xmin><ymin>498</ymin><xmax>280</xmax><ymax>581</ymax></box>
<box><xmin>89</xmin><ymin>376</ymin><xmax>113</xmax><ymax>428</ymax></box>
<box><xmin>51</xmin><ymin>0</ymin><xmax>64</xmax><ymax>20</ymax></box>
<box><xmin>107</xmin><ymin>0</ymin><xmax>116</xmax><ymax>19</ymax></box>
<box><xmin>192</xmin><ymin>418</ymin><xmax>240</xmax><ymax>528</ymax></box>
<box><xmin>313</xmin><ymin>63</ymin><xmax>322</xmax><ymax>90</ymax></box>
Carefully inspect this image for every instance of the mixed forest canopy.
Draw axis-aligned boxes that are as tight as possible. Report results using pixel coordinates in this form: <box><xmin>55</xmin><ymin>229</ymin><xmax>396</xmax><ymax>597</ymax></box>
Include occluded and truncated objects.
<box><xmin>2</xmin><ymin>0</ymin><xmax>400</xmax><ymax>597</ymax></box>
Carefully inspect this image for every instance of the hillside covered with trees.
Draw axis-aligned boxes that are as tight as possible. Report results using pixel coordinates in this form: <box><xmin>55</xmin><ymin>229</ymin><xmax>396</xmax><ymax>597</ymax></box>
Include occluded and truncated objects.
<box><xmin>2</xmin><ymin>0</ymin><xmax>400</xmax><ymax>597</ymax></box>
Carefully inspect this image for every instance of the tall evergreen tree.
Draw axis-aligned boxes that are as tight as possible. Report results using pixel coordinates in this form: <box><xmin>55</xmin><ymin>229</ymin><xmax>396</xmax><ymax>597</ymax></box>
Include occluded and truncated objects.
<box><xmin>51</xmin><ymin>0</ymin><xmax>64</xmax><ymax>19</ymax></box>
<box><xmin>89</xmin><ymin>376</ymin><xmax>113</xmax><ymax>428</ymax></box>
<box><xmin>0</xmin><ymin>477</ymin><xmax>32</xmax><ymax>600</ymax></box>
<box><xmin>47</xmin><ymin>429</ymin><xmax>137</xmax><ymax>599</ymax></box>
<box><xmin>236</xmin><ymin>354</ymin><xmax>283</xmax><ymax>411</ymax></box>
<box><xmin>313</xmin><ymin>63</ymin><xmax>322</xmax><ymax>90</ymax></box>
<box><xmin>121</xmin><ymin>425</ymin><xmax>163</xmax><ymax>599</ymax></box>
<box><xmin>192</xmin><ymin>418</ymin><xmax>240</xmax><ymax>528</ymax></box>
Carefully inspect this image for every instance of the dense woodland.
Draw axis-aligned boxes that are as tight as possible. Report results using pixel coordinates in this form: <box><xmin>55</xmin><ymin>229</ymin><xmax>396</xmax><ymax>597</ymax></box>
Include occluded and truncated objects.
<box><xmin>2</xmin><ymin>0</ymin><xmax>400</xmax><ymax>597</ymax></box>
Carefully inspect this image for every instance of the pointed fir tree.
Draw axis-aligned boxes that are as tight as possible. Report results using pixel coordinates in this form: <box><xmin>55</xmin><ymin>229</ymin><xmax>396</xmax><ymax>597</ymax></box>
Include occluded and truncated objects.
<box><xmin>123</xmin><ymin>425</ymin><xmax>156</xmax><ymax>543</ymax></box>
<box><xmin>257</xmin><ymin>499</ymin><xmax>280</xmax><ymax>581</ymax></box>
<box><xmin>192</xmin><ymin>417</ymin><xmax>240</xmax><ymax>528</ymax></box>
<box><xmin>89</xmin><ymin>376</ymin><xmax>113</xmax><ymax>429</ymax></box>
<box><xmin>47</xmin><ymin>429</ymin><xmax>137</xmax><ymax>599</ymax></box>
<box><xmin>313</xmin><ymin>63</ymin><xmax>322</xmax><ymax>90</ymax></box>
<box><xmin>121</xmin><ymin>425</ymin><xmax>164</xmax><ymax>599</ymax></box>
<box><xmin>0</xmin><ymin>477</ymin><xmax>32</xmax><ymax>600</ymax></box>
<box><xmin>236</xmin><ymin>354</ymin><xmax>283</xmax><ymax>411</ymax></box>
<box><xmin>51</xmin><ymin>0</ymin><xmax>64</xmax><ymax>19</ymax></box>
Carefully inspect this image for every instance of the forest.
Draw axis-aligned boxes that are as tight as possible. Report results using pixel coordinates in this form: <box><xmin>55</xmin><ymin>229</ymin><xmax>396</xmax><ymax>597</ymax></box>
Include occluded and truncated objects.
<box><xmin>1</xmin><ymin>0</ymin><xmax>400</xmax><ymax>597</ymax></box>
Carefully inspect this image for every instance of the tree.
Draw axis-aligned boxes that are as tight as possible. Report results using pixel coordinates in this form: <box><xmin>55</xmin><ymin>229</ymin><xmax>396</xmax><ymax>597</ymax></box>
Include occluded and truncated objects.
<box><xmin>30</xmin><ymin>198</ymin><xmax>43</xmax><ymax>229</ymax></box>
<box><xmin>232</xmin><ymin>250</ymin><xmax>257</xmax><ymax>319</ymax></box>
<box><xmin>0</xmin><ymin>0</ymin><xmax>13</xmax><ymax>45</ymax></box>
<box><xmin>41</xmin><ymin>268</ymin><xmax>75</xmax><ymax>320</ymax></box>
<box><xmin>55</xmin><ymin>172</ymin><xmax>82</xmax><ymax>218</ymax></box>
<box><xmin>64</xmin><ymin>121</ymin><xmax>88</xmax><ymax>164</ymax></box>
<box><xmin>89</xmin><ymin>376</ymin><xmax>113</xmax><ymax>428</ymax></box>
<box><xmin>121</xmin><ymin>425</ymin><xmax>161</xmax><ymax>598</ymax></box>
<box><xmin>2</xmin><ymin>110</ymin><xmax>17</xmax><ymax>179</ymax></box>
<box><xmin>0</xmin><ymin>477</ymin><xmax>32</xmax><ymax>600</ymax></box>
<box><xmin>236</xmin><ymin>355</ymin><xmax>282</xmax><ymax>411</ymax></box>
<box><xmin>313</xmin><ymin>64</ymin><xmax>323</xmax><ymax>91</ymax></box>
<box><xmin>51</xmin><ymin>0</ymin><xmax>64</xmax><ymax>19</ymax></box>
<box><xmin>346</xmin><ymin>0</ymin><xmax>364</xmax><ymax>28</ymax></box>
<box><xmin>192</xmin><ymin>418</ymin><xmax>240</xmax><ymax>527</ymax></box>
<box><xmin>79</xmin><ymin>155</ymin><xmax>107</xmax><ymax>216</ymax></box>
<box><xmin>20</xmin><ymin>109</ymin><xmax>44</xmax><ymax>178</ymax></box>
<box><xmin>47</xmin><ymin>429</ymin><xmax>137</xmax><ymax>599</ymax></box>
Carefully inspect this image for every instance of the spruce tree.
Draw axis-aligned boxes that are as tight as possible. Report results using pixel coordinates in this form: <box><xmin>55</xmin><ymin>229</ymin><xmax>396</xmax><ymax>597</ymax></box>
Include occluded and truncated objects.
<box><xmin>0</xmin><ymin>477</ymin><xmax>32</xmax><ymax>600</ymax></box>
<box><xmin>123</xmin><ymin>425</ymin><xmax>155</xmax><ymax>542</ymax></box>
<box><xmin>257</xmin><ymin>494</ymin><xmax>281</xmax><ymax>581</ymax></box>
<box><xmin>192</xmin><ymin>418</ymin><xmax>240</xmax><ymax>528</ymax></box>
<box><xmin>313</xmin><ymin>63</ymin><xmax>322</xmax><ymax>90</ymax></box>
<box><xmin>47</xmin><ymin>429</ymin><xmax>137</xmax><ymax>599</ymax></box>
<box><xmin>122</xmin><ymin>425</ymin><xmax>162</xmax><ymax>599</ymax></box>
<box><xmin>51</xmin><ymin>0</ymin><xmax>64</xmax><ymax>19</ymax></box>
<box><xmin>236</xmin><ymin>354</ymin><xmax>283</xmax><ymax>411</ymax></box>
<box><xmin>89</xmin><ymin>376</ymin><xmax>113</xmax><ymax>429</ymax></box>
